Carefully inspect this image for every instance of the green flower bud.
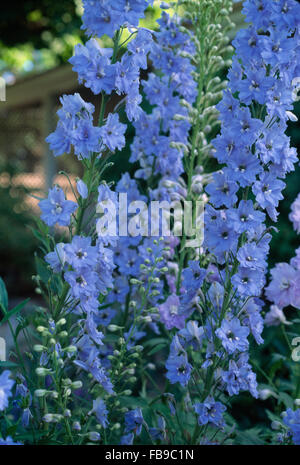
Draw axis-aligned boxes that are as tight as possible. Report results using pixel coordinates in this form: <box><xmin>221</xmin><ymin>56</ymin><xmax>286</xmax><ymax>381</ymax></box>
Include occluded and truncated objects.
<box><xmin>108</xmin><ymin>324</ymin><xmax>123</xmax><ymax>332</ymax></box>
<box><xmin>34</xmin><ymin>389</ymin><xmax>47</xmax><ymax>398</ymax></box>
<box><xmin>71</xmin><ymin>380</ymin><xmax>83</xmax><ymax>390</ymax></box>
<box><xmin>88</xmin><ymin>432</ymin><xmax>100</xmax><ymax>442</ymax></box>
<box><xmin>33</xmin><ymin>344</ymin><xmax>45</xmax><ymax>352</ymax></box>
<box><xmin>36</xmin><ymin>367</ymin><xmax>51</xmax><ymax>376</ymax></box>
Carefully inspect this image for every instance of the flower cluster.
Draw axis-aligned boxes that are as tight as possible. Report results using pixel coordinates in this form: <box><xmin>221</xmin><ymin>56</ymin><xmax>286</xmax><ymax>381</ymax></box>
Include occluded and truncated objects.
<box><xmin>1</xmin><ymin>0</ymin><xmax>300</xmax><ymax>447</ymax></box>
<box><xmin>0</xmin><ymin>371</ymin><xmax>14</xmax><ymax>411</ymax></box>
<box><xmin>265</xmin><ymin>191</ymin><xmax>300</xmax><ymax>326</ymax></box>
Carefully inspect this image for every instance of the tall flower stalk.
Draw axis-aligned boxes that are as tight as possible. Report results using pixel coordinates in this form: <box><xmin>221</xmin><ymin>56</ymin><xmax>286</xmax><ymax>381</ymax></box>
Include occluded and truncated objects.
<box><xmin>0</xmin><ymin>0</ymin><xmax>300</xmax><ymax>446</ymax></box>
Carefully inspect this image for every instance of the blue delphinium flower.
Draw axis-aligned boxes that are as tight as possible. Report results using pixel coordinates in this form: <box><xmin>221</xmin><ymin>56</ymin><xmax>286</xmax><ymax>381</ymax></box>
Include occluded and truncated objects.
<box><xmin>64</xmin><ymin>268</ymin><xmax>98</xmax><ymax>299</ymax></box>
<box><xmin>265</xmin><ymin>262</ymin><xmax>300</xmax><ymax>309</ymax></box>
<box><xmin>252</xmin><ymin>173</ymin><xmax>286</xmax><ymax>220</ymax></box>
<box><xmin>194</xmin><ymin>397</ymin><xmax>226</xmax><ymax>429</ymax></box>
<box><xmin>237</xmin><ymin>243</ymin><xmax>267</xmax><ymax>271</ymax></box>
<box><xmin>0</xmin><ymin>370</ymin><xmax>14</xmax><ymax>411</ymax></box>
<box><xmin>95</xmin><ymin>308</ymin><xmax>116</xmax><ymax>327</ymax></box>
<box><xmin>81</xmin><ymin>0</ymin><xmax>154</xmax><ymax>39</ymax></box>
<box><xmin>46</xmin><ymin>93</ymin><xmax>101</xmax><ymax>158</ymax></box>
<box><xmin>124</xmin><ymin>408</ymin><xmax>144</xmax><ymax>436</ymax></box>
<box><xmin>81</xmin><ymin>0</ymin><xmax>123</xmax><ymax>38</ymax></box>
<box><xmin>236</xmin><ymin>68</ymin><xmax>274</xmax><ymax>105</ymax></box>
<box><xmin>0</xmin><ymin>436</ymin><xmax>22</xmax><ymax>445</ymax></box>
<box><xmin>159</xmin><ymin>294</ymin><xmax>185</xmax><ymax>330</ymax></box>
<box><xmin>178</xmin><ymin>321</ymin><xmax>204</xmax><ymax>350</ymax></box>
<box><xmin>76</xmin><ymin>179</ymin><xmax>89</xmax><ymax>199</ymax></box>
<box><xmin>232</xmin><ymin>267</ymin><xmax>265</xmax><ymax>297</ymax></box>
<box><xmin>283</xmin><ymin>408</ymin><xmax>300</xmax><ymax>445</ymax></box>
<box><xmin>39</xmin><ymin>186</ymin><xmax>77</xmax><ymax>227</ymax></box>
<box><xmin>221</xmin><ymin>354</ymin><xmax>258</xmax><ymax>398</ymax></box>
<box><xmin>166</xmin><ymin>336</ymin><xmax>192</xmax><ymax>387</ymax></box>
<box><xmin>149</xmin><ymin>415</ymin><xmax>166</xmax><ymax>442</ymax></box>
<box><xmin>205</xmin><ymin>218</ymin><xmax>238</xmax><ymax>259</ymax></box>
<box><xmin>69</xmin><ymin>40</ymin><xmax>116</xmax><ymax>95</ymax></box>
<box><xmin>120</xmin><ymin>433</ymin><xmax>134</xmax><ymax>445</ymax></box>
<box><xmin>182</xmin><ymin>261</ymin><xmax>206</xmax><ymax>292</ymax></box>
<box><xmin>64</xmin><ymin>236</ymin><xmax>98</xmax><ymax>269</ymax></box>
<box><xmin>227</xmin><ymin>200</ymin><xmax>265</xmax><ymax>234</ymax></box>
<box><xmin>127</xmin><ymin>29</ymin><xmax>153</xmax><ymax>70</ymax></box>
<box><xmin>216</xmin><ymin>318</ymin><xmax>249</xmax><ymax>354</ymax></box>
<box><xmin>289</xmin><ymin>193</ymin><xmax>300</xmax><ymax>234</ymax></box>
<box><xmin>74</xmin><ymin>347</ymin><xmax>114</xmax><ymax>394</ymax></box>
<box><xmin>243</xmin><ymin>299</ymin><xmax>264</xmax><ymax>345</ymax></box>
<box><xmin>45</xmin><ymin>243</ymin><xmax>67</xmax><ymax>273</ymax></box>
<box><xmin>90</xmin><ymin>398</ymin><xmax>109</xmax><ymax>428</ymax></box>
<box><xmin>99</xmin><ymin>113</ymin><xmax>126</xmax><ymax>152</ymax></box>
<box><xmin>205</xmin><ymin>171</ymin><xmax>239</xmax><ymax>208</ymax></box>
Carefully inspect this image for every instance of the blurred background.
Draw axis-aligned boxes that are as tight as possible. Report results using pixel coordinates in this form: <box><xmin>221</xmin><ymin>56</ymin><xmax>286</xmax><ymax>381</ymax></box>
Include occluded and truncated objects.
<box><xmin>0</xmin><ymin>1</ymin><xmax>299</xmax><ymax>298</ymax></box>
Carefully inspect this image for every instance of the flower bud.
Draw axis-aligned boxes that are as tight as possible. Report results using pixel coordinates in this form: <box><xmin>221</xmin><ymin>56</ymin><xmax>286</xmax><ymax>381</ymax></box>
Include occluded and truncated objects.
<box><xmin>59</xmin><ymin>331</ymin><xmax>68</xmax><ymax>338</ymax></box>
<box><xmin>111</xmin><ymin>423</ymin><xmax>121</xmax><ymax>430</ymax></box>
<box><xmin>34</xmin><ymin>389</ymin><xmax>47</xmax><ymax>398</ymax></box>
<box><xmin>34</xmin><ymin>345</ymin><xmax>45</xmax><ymax>352</ymax></box>
<box><xmin>88</xmin><ymin>432</ymin><xmax>100</xmax><ymax>442</ymax></box>
<box><xmin>73</xmin><ymin>421</ymin><xmax>81</xmax><ymax>431</ymax></box>
<box><xmin>108</xmin><ymin>324</ymin><xmax>123</xmax><ymax>332</ymax></box>
<box><xmin>147</xmin><ymin>363</ymin><xmax>156</xmax><ymax>371</ymax></box>
<box><xmin>65</xmin><ymin>345</ymin><xmax>77</xmax><ymax>354</ymax></box>
<box><xmin>130</xmin><ymin>278</ymin><xmax>143</xmax><ymax>285</ymax></box>
<box><xmin>37</xmin><ymin>326</ymin><xmax>46</xmax><ymax>333</ymax></box>
<box><xmin>71</xmin><ymin>380</ymin><xmax>83</xmax><ymax>390</ymax></box>
<box><xmin>36</xmin><ymin>367</ymin><xmax>51</xmax><ymax>377</ymax></box>
<box><xmin>122</xmin><ymin>390</ymin><xmax>132</xmax><ymax>396</ymax></box>
<box><xmin>271</xmin><ymin>421</ymin><xmax>282</xmax><ymax>431</ymax></box>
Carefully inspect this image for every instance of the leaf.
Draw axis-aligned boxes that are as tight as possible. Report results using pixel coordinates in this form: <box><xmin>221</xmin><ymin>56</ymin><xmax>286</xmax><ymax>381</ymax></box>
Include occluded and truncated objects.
<box><xmin>144</xmin><ymin>337</ymin><xmax>168</xmax><ymax>348</ymax></box>
<box><xmin>6</xmin><ymin>424</ymin><xmax>18</xmax><ymax>437</ymax></box>
<box><xmin>28</xmin><ymin>225</ymin><xmax>50</xmax><ymax>252</ymax></box>
<box><xmin>235</xmin><ymin>428</ymin><xmax>266</xmax><ymax>445</ymax></box>
<box><xmin>278</xmin><ymin>392</ymin><xmax>294</xmax><ymax>409</ymax></box>
<box><xmin>0</xmin><ymin>298</ymin><xmax>30</xmax><ymax>326</ymax></box>
<box><xmin>119</xmin><ymin>396</ymin><xmax>149</xmax><ymax>409</ymax></box>
<box><xmin>35</xmin><ymin>255</ymin><xmax>51</xmax><ymax>284</ymax></box>
<box><xmin>265</xmin><ymin>409</ymin><xmax>281</xmax><ymax>424</ymax></box>
<box><xmin>148</xmin><ymin>343</ymin><xmax>167</xmax><ymax>356</ymax></box>
<box><xmin>15</xmin><ymin>317</ymin><xmax>30</xmax><ymax>339</ymax></box>
<box><xmin>0</xmin><ymin>361</ymin><xmax>19</xmax><ymax>368</ymax></box>
<box><xmin>0</xmin><ymin>277</ymin><xmax>8</xmax><ymax>313</ymax></box>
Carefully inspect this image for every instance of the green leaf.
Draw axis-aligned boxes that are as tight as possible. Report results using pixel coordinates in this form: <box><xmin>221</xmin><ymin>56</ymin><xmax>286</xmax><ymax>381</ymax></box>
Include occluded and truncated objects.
<box><xmin>266</xmin><ymin>409</ymin><xmax>281</xmax><ymax>424</ymax></box>
<box><xmin>235</xmin><ymin>428</ymin><xmax>266</xmax><ymax>445</ymax></box>
<box><xmin>119</xmin><ymin>396</ymin><xmax>149</xmax><ymax>409</ymax></box>
<box><xmin>144</xmin><ymin>337</ymin><xmax>167</xmax><ymax>348</ymax></box>
<box><xmin>35</xmin><ymin>255</ymin><xmax>51</xmax><ymax>284</ymax></box>
<box><xmin>0</xmin><ymin>361</ymin><xmax>19</xmax><ymax>368</ymax></box>
<box><xmin>6</xmin><ymin>424</ymin><xmax>18</xmax><ymax>437</ymax></box>
<box><xmin>0</xmin><ymin>277</ymin><xmax>8</xmax><ymax>313</ymax></box>
<box><xmin>0</xmin><ymin>298</ymin><xmax>30</xmax><ymax>326</ymax></box>
<box><xmin>15</xmin><ymin>317</ymin><xmax>30</xmax><ymax>339</ymax></box>
<box><xmin>148</xmin><ymin>343</ymin><xmax>167</xmax><ymax>356</ymax></box>
<box><xmin>278</xmin><ymin>392</ymin><xmax>294</xmax><ymax>409</ymax></box>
